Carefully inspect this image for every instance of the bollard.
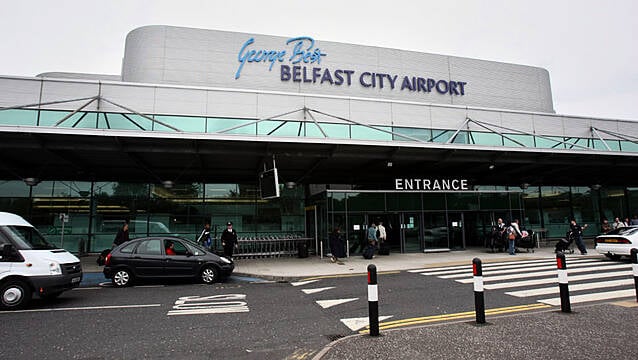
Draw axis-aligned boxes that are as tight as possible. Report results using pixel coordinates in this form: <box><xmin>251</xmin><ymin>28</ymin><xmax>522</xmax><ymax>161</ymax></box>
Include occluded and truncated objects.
<box><xmin>472</xmin><ymin>258</ymin><xmax>486</xmax><ymax>324</ymax></box>
<box><xmin>556</xmin><ymin>253</ymin><xmax>571</xmax><ymax>313</ymax></box>
<box><xmin>367</xmin><ymin>264</ymin><xmax>379</xmax><ymax>336</ymax></box>
<box><xmin>631</xmin><ymin>248</ymin><xmax>638</xmax><ymax>302</ymax></box>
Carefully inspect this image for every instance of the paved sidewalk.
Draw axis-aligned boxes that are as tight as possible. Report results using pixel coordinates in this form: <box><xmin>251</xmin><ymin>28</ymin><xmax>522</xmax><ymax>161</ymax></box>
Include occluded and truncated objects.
<box><xmin>79</xmin><ymin>246</ymin><xmax>571</xmax><ymax>279</ymax></box>
<box><xmin>315</xmin><ymin>301</ymin><xmax>638</xmax><ymax>360</ymax></box>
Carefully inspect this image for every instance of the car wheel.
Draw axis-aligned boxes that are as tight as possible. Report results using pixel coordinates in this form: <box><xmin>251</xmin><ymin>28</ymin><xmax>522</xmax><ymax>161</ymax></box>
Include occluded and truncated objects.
<box><xmin>200</xmin><ymin>266</ymin><xmax>219</xmax><ymax>284</ymax></box>
<box><xmin>112</xmin><ymin>268</ymin><xmax>133</xmax><ymax>287</ymax></box>
<box><xmin>1</xmin><ymin>279</ymin><xmax>32</xmax><ymax>310</ymax></box>
<box><xmin>604</xmin><ymin>253</ymin><xmax>622</xmax><ymax>261</ymax></box>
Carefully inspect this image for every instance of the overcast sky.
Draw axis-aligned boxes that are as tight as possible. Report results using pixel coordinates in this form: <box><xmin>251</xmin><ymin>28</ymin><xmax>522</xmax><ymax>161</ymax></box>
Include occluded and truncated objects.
<box><xmin>2</xmin><ymin>0</ymin><xmax>636</xmax><ymax>120</ymax></box>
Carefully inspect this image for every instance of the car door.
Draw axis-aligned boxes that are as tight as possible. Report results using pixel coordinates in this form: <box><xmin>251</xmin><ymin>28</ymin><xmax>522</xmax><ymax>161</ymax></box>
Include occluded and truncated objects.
<box><xmin>162</xmin><ymin>239</ymin><xmax>199</xmax><ymax>277</ymax></box>
<box><xmin>130</xmin><ymin>239</ymin><xmax>164</xmax><ymax>277</ymax></box>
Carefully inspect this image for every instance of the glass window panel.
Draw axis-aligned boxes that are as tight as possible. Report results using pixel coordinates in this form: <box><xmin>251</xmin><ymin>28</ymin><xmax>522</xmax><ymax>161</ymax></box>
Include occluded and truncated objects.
<box><xmin>470</xmin><ymin>131</ymin><xmax>502</xmax><ymax>146</ymax></box>
<box><xmin>260</xmin><ymin>120</ymin><xmax>303</xmax><ymax>137</ymax></box>
<box><xmin>150</xmin><ymin>183</ymin><xmax>203</xmax><ymax>199</ymax></box>
<box><xmin>351</xmin><ymin>125</ymin><xmax>392</xmax><ymax>141</ymax></box>
<box><xmin>321</xmin><ymin>123</ymin><xmax>350</xmax><ymax>139</ymax></box>
<box><xmin>535</xmin><ymin>136</ymin><xmax>565</xmax><ymax>149</ymax></box>
<box><xmin>432</xmin><ymin>130</ymin><xmax>453</xmax><ymax>143</ymax></box>
<box><xmin>571</xmin><ymin>186</ymin><xmax>597</xmax><ymax>236</ymax></box>
<box><xmin>392</xmin><ymin>127</ymin><xmax>432</xmax><ymax>142</ymax></box>
<box><xmin>205</xmin><ymin>184</ymin><xmax>239</xmax><ymax>199</ymax></box>
<box><xmin>97</xmin><ymin>113</ymin><xmax>153</xmax><ymax>131</ymax></box>
<box><xmin>479</xmin><ymin>192</ymin><xmax>510</xmax><ymax>210</ymax></box>
<box><xmin>620</xmin><ymin>141</ymin><xmax>638</xmax><ymax>152</ymax></box>
<box><xmin>39</xmin><ymin>110</ymin><xmax>95</xmax><ymax>128</ymax></box>
<box><xmin>0</xmin><ymin>109</ymin><xmax>37</xmax><ymax>126</ymax></box>
<box><xmin>386</xmin><ymin>193</ymin><xmax>422</xmax><ymax>211</ymax></box>
<box><xmin>153</xmin><ymin>115</ymin><xmax>205</xmax><ymax>132</ymax></box>
<box><xmin>422</xmin><ymin>193</ymin><xmax>446</xmax><ymax>210</ymax></box>
<box><xmin>207</xmin><ymin>117</ymin><xmax>256</xmax><ymax>135</ymax></box>
<box><xmin>328</xmin><ymin>192</ymin><xmax>347</xmax><ymax>212</ymax></box>
<box><xmin>503</xmin><ymin>134</ymin><xmax>534</xmax><ymax>147</ymax></box>
<box><xmin>539</xmin><ymin>186</ymin><xmax>571</xmax><ymax>238</ymax></box>
<box><xmin>446</xmin><ymin>193</ymin><xmax>479</xmax><ymax>210</ymax></box>
<box><xmin>0</xmin><ymin>180</ymin><xmax>30</xmax><ymax>197</ymax></box>
<box><xmin>593</xmin><ymin>139</ymin><xmax>621</xmax><ymax>151</ymax></box>
<box><xmin>347</xmin><ymin>192</ymin><xmax>385</xmax><ymax>211</ymax></box>
<box><xmin>563</xmin><ymin>137</ymin><xmax>588</xmax><ymax>150</ymax></box>
<box><xmin>451</xmin><ymin>131</ymin><xmax>469</xmax><ymax>144</ymax></box>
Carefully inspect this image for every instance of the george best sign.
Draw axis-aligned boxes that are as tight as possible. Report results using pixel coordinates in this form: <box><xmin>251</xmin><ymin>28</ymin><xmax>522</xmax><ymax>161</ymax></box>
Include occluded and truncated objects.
<box><xmin>235</xmin><ymin>36</ymin><xmax>467</xmax><ymax>97</ymax></box>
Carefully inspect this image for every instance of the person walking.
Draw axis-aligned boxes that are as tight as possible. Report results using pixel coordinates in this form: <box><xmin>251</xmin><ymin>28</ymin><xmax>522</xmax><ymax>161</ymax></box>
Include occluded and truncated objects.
<box><xmin>197</xmin><ymin>222</ymin><xmax>212</xmax><ymax>249</ymax></box>
<box><xmin>363</xmin><ymin>222</ymin><xmax>378</xmax><ymax>259</ymax></box>
<box><xmin>329</xmin><ymin>227</ymin><xmax>345</xmax><ymax>263</ymax></box>
<box><xmin>507</xmin><ymin>219</ymin><xmax>522</xmax><ymax>255</ymax></box>
<box><xmin>112</xmin><ymin>220</ymin><xmax>129</xmax><ymax>248</ymax></box>
<box><xmin>221</xmin><ymin>221</ymin><xmax>238</xmax><ymax>259</ymax></box>
<box><xmin>569</xmin><ymin>219</ymin><xmax>589</xmax><ymax>255</ymax></box>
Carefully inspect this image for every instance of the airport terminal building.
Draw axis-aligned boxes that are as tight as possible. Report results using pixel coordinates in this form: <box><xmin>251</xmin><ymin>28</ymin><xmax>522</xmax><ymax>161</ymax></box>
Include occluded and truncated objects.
<box><xmin>1</xmin><ymin>25</ymin><xmax>637</xmax><ymax>255</ymax></box>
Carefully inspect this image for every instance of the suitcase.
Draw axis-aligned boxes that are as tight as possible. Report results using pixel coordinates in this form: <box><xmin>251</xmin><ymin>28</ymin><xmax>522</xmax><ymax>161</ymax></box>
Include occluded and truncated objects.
<box><xmin>362</xmin><ymin>245</ymin><xmax>374</xmax><ymax>259</ymax></box>
<box><xmin>378</xmin><ymin>242</ymin><xmax>390</xmax><ymax>255</ymax></box>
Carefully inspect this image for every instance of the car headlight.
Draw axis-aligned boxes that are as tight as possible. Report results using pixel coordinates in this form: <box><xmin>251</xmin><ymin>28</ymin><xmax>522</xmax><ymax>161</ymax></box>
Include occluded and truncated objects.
<box><xmin>220</xmin><ymin>257</ymin><xmax>231</xmax><ymax>264</ymax></box>
<box><xmin>49</xmin><ymin>262</ymin><xmax>62</xmax><ymax>275</ymax></box>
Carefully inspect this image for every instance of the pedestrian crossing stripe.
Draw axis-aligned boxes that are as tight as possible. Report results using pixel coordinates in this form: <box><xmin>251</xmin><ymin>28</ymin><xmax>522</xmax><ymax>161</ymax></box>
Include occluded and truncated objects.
<box><xmin>484</xmin><ymin>270</ymin><xmax>633</xmax><ymax>290</ymax></box>
<box><xmin>438</xmin><ymin>260</ymin><xmax>604</xmax><ymax>279</ymax></box>
<box><xmin>407</xmin><ymin>258</ymin><xmax>589</xmax><ymax>274</ymax></box>
<box><xmin>505</xmin><ymin>278</ymin><xmax>634</xmax><ymax>297</ymax></box>
<box><xmin>358</xmin><ymin>303</ymin><xmax>551</xmax><ymax>333</ymax></box>
<box><xmin>421</xmin><ymin>259</ymin><xmax>598</xmax><ymax>277</ymax></box>
<box><xmin>538</xmin><ymin>289</ymin><xmax>636</xmax><ymax>306</ymax></box>
<box><xmin>455</xmin><ymin>263</ymin><xmax>630</xmax><ymax>283</ymax></box>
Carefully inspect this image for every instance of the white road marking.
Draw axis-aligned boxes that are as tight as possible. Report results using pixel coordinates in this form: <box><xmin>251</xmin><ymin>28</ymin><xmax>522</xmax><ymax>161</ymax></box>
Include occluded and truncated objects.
<box><xmin>340</xmin><ymin>316</ymin><xmax>393</xmax><ymax>331</ymax></box>
<box><xmin>538</xmin><ymin>289</ymin><xmax>637</xmax><ymax>306</ymax></box>
<box><xmin>505</xmin><ymin>279</ymin><xmax>635</xmax><ymax>297</ymax></box>
<box><xmin>422</xmin><ymin>259</ymin><xmax>596</xmax><ymax>276</ymax></box>
<box><xmin>167</xmin><ymin>294</ymin><xmax>249</xmax><ymax>316</ymax></box>
<box><xmin>291</xmin><ymin>280</ymin><xmax>319</xmax><ymax>287</ymax></box>
<box><xmin>316</xmin><ymin>298</ymin><xmax>359</xmax><ymax>309</ymax></box>
<box><xmin>484</xmin><ymin>270</ymin><xmax>633</xmax><ymax>290</ymax></box>
<box><xmin>456</xmin><ymin>263</ymin><xmax>630</xmax><ymax>283</ymax></box>
<box><xmin>439</xmin><ymin>260</ymin><xmax>602</xmax><ymax>279</ymax></box>
<box><xmin>302</xmin><ymin>287</ymin><xmax>335</xmax><ymax>294</ymax></box>
<box><xmin>1</xmin><ymin>304</ymin><xmax>161</xmax><ymax>314</ymax></box>
<box><xmin>408</xmin><ymin>258</ymin><xmax>577</xmax><ymax>273</ymax></box>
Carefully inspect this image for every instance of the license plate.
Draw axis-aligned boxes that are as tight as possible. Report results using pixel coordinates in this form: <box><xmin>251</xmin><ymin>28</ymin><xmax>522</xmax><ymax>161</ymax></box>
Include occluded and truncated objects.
<box><xmin>71</xmin><ymin>277</ymin><xmax>81</xmax><ymax>283</ymax></box>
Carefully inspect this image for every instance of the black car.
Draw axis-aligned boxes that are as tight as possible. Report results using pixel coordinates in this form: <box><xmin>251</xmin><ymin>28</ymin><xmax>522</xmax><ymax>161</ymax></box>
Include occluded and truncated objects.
<box><xmin>103</xmin><ymin>236</ymin><xmax>234</xmax><ymax>287</ymax></box>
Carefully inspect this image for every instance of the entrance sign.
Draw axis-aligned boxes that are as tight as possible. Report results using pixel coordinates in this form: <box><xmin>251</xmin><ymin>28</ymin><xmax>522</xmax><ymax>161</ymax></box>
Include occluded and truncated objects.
<box><xmin>395</xmin><ymin>178</ymin><xmax>469</xmax><ymax>191</ymax></box>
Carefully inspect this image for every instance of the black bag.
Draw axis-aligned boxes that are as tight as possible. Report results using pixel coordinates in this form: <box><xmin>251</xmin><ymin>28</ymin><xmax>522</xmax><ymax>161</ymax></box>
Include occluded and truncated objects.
<box><xmin>378</xmin><ymin>242</ymin><xmax>390</xmax><ymax>255</ymax></box>
<box><xmin>96</xmin><ymin>249</ymin><xmax>111</xmax><ymax>266</ymax></box>
<box><xmin>362</xmin><ymin>245</ymin><xmax>374</xmax><ymax>259</ymax></box>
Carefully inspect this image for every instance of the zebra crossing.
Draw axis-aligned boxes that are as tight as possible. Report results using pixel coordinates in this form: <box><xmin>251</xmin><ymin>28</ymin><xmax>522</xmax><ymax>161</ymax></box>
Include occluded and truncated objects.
<box><xmin>409</xmin><ymin>257</ymin><xmax>637</xmax><ymax>306</ymax></box>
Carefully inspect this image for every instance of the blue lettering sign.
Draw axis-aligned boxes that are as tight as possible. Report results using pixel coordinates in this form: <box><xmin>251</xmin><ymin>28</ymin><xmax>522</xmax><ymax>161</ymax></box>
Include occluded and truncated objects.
<box><xmin>235</xmin><ymin>36</ymin><xmax>326</xmax><ymax>79</ymax></box>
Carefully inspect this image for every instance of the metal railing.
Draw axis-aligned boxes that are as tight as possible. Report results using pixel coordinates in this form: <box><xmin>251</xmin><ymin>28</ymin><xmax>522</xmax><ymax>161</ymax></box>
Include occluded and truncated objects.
<box><xmin>231</xmin><ymin>234</ymin><xmax>312</xmax><ymax>259</ymax></box>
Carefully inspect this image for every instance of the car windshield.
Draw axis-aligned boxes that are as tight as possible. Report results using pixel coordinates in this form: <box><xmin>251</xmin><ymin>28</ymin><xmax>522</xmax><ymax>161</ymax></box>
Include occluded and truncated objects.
<box><xmin>2</xmin><ymin>225</ymin><xmax>57</xmax><ymax>250</ymax></box>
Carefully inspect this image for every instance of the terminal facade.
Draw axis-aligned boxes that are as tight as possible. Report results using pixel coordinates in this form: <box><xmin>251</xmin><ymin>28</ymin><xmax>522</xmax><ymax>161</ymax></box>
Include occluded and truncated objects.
<box><xmin>1</xmin><ymin>25</ymin><xmax>637</xmax><ymax>254</ymax></box>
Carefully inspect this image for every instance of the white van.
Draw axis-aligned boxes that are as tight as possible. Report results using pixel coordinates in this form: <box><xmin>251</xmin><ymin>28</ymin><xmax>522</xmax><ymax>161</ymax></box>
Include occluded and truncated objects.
<box><xmin>0</xmin><ymin>212</ymin><xmax>82</xmax><ymax>310</ymax></box>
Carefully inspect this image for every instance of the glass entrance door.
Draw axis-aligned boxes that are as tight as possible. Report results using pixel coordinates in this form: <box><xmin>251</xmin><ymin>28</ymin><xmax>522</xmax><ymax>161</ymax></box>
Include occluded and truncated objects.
<box><xmin>423</xmin><ymin>212</ymin><xmax>449</xmax><ymax>250</ymax></box>
<box><xmin>449</xmin><ymin>213</ymin><xmax>464</xmax><ymax>250</ymax></box>
<box><xmin>402</xmin><ymin>213</ymin><xmax>421</xmax><ymax>252</ymax></box>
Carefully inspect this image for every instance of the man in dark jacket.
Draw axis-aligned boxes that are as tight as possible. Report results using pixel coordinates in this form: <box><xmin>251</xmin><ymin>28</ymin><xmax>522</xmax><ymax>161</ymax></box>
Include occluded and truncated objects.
<box><xmin>569</xmin><ymin>219</ymin><xmax>588</xmax><ymax>255</ymax></box>
<box><xmin>221</xmin><ymin>221</ymin><xmax>238</xmax><ymax>259</ymax></box>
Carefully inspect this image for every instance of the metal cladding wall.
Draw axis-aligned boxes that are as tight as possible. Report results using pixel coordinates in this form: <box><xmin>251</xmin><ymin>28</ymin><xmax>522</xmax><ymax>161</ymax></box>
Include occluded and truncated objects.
<box><xmin>121</xmin><ymin>25</ymin><xmax>554</xmax><ymax>114</ymax></box>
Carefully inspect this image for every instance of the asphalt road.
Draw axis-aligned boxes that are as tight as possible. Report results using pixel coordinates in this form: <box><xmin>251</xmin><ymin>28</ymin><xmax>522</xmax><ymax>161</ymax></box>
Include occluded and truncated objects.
<box><xmin>1</xmin><ymin>258</ymin><xmax>637</xmax><ymax>359</ymax></box>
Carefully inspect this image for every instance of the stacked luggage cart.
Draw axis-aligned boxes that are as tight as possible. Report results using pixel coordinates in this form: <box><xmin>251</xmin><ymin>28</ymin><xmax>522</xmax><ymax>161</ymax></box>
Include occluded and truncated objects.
<box><xmin>232</xmin><ymin>234</ymin><xmax>311</xmax><ymax>259</ymax></box>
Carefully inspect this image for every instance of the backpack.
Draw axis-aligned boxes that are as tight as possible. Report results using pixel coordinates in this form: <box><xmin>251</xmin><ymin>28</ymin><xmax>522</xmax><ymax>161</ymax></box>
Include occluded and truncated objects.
<box><xmin>507</xmin><ymin>226</ymin><xmax>516</xmax><ymax>240</ymax></box>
